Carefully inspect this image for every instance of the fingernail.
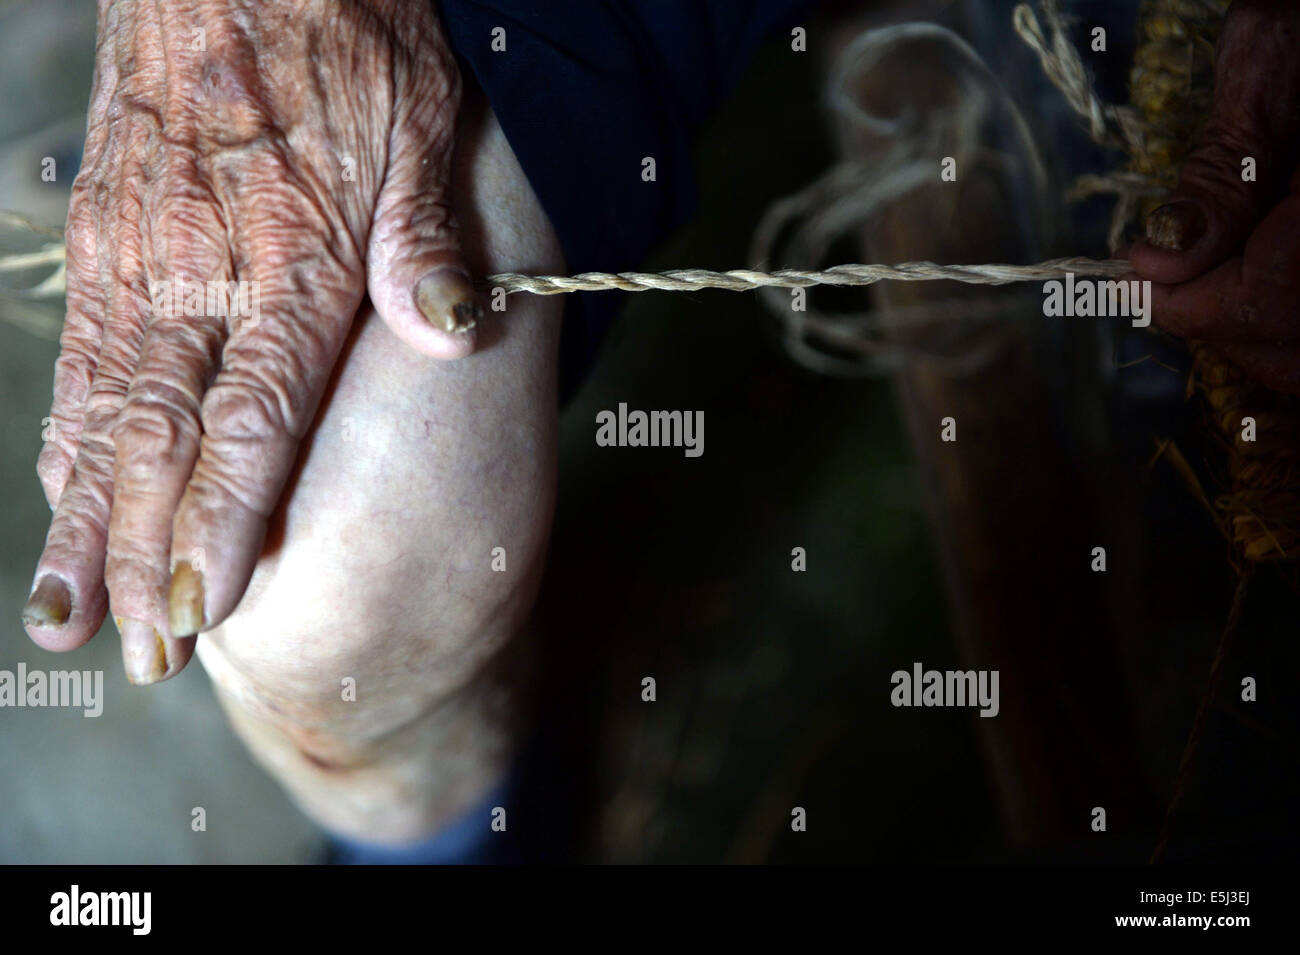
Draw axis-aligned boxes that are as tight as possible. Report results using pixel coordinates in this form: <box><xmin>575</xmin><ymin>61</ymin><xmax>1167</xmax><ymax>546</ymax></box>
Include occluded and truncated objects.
<box><xmin>415</xmin><ymin>268</ymin><xmax>481</xmax><ymax>334</ymax></box>
<box><xmin>1145</xmin><ymin>200</ymin><xmax>1205</xmax><ymax>251</ymax></box>
<box><xmin>168</xmin><ymin>560</ymin><xmax>205</xmax><ymax>638</ymax></box>
<box><xmin>21</xmin><ymin>575</ymin><xmax>72</xmax><ymax>627</ymax></box>
<box><xmin>116</xmin><ymin>617</ymin><xmax>167</xmax><ymax>685</ymax></box>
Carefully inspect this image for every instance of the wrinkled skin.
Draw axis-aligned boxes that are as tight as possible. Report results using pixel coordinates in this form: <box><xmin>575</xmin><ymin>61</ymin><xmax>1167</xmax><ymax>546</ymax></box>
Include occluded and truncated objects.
<box><xmin>1132</xmin><ymin>0</ymin><xmax>1300</xmax><ymax>390</ymax></box>
<box><xmin>24</xmin><ymin>0</ymin><xmax>482</xmax><ymax>682</ymax></box>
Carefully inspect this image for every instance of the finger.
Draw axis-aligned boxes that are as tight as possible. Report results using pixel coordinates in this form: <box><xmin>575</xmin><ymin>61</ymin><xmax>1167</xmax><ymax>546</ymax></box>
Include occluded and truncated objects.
<box><xmin>22</xmin><ymin>205</ymin><xmax>149</xmax><ymax>652</ymax></box>
<box><xmin>1149</xmin><ymin>192</ymin><xmax>1300</xmax><ymax>341</ymax></box>
<box><xmin>366</xmin><ymin>39</ymin><xmax>478</xmax><ymax>359</ymax></box>
<box><xmin>35</xmin><ymin>184</ymin><xmax>107</xmax><ymax>509</ymax></box>
<box><xmin>167</xmin><ymin>249</ymin><xmax>363</xmax><ymax>637</ymax></box>
<box><xmin>104</xmin><ymin>172</ymin><xmax>228</xmax><ymax>684</ymax></box>
<box><xmin>1130</xmin><ymin>0</ymin><xmax>1300</xmax><ymax>283</ymax></box>
<box><xmin>36</xmin><ymin>26</ymin><xmax>122</xmax><ymax>507</ymax></box>
<box><xmin>108</xmin><ymin>317</ymin><xmax>216</xmax><ymax>682</ymax></box>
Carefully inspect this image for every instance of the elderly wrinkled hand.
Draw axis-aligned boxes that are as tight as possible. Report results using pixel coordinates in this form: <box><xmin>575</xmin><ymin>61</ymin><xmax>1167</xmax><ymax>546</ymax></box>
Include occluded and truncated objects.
<box><xmin>23</xmin><ymin>0</ymin><xmax>479</xmax><ymax>683</ymax></box>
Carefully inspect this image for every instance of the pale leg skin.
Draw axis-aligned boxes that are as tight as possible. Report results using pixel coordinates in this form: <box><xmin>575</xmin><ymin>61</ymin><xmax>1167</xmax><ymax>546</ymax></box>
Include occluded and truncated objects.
<box><xmin>195</xmin><ymin>89</ymin><xmax>565</xmax><ymax>847</ymax></box>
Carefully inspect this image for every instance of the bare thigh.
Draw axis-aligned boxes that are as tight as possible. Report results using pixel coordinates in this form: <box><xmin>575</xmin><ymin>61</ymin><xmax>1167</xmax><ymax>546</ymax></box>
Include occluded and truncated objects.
<box><xmin>196</xmin><ymin>92</ymin><xmax>565</xmax><ymax>844</ymax></box>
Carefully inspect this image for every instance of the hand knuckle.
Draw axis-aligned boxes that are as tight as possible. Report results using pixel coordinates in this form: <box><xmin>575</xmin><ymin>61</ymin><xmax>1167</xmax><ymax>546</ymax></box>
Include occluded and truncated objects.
<box><xmin>83</xmin><ymin>391</ymin><xmax>126</xmax><ymax>436</ymax></box>
<box><xmin>113</xmin><ymin>384</ymin><xmax>200</xmax><ymax>474</ymax></box>
<box><xmin>202</xmin><ymin>377</ymin><xmax>290</xmax><ymax>442</ymax></box>
<box><xmin>51</xmin><ymin>350</ymin><xmax>96</xmax><ymax>405</ymax></box>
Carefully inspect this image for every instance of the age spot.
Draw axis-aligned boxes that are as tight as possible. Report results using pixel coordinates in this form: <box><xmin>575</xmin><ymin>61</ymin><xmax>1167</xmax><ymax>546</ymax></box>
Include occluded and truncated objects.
<box><xmin>197</xmin><ymin>49</ymin><xmax>276</xmax><ymax>148</ymax></box>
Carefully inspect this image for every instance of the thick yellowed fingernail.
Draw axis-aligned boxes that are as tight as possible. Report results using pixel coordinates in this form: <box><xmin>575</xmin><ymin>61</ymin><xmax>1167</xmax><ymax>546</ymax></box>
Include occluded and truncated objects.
<box><xmin>117</xmin><ymin>617</ymin><xmax>167</xmax><ymax>685</ymax></box>
<box><xmin>1145</xmin><ymin>200</ymin><xmax>1205</xmax><ymax>251</ymax></box>
<box><xmin>168</xmin><ymin>560</ymin><xmax>205</xmax><ymax>638</ymax></box>
<box><xmin>415</xmin><ymin>268</ymin><xmax>481</xmax><ymax>334</ymax></box>
<box><xmin>22</xmin><ymin>575</ymin><xmax>72</xmax><ymax>627</ymax></box>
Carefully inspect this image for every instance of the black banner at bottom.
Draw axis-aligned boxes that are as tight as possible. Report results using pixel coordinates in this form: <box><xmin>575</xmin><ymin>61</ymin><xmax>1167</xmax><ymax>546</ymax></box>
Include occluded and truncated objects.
<box><xmin>2</xmin><ymin>864</ymin><xmax>1282</xmax><ymax>941</ymax></box>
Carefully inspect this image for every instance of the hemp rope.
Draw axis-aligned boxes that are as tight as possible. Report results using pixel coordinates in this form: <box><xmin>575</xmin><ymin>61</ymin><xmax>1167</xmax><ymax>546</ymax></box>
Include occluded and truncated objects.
<box><xmin>0</xmin><ymin>207</ymin><xmax>1128</xmax><ymax>297</ymax></box>
<box><xmin>485</xmin><ymin>257</ymin><xmax>1129</xmax><ymax>294</ymax></box>
<box><xmin>0</xmin><ymin>16</ymin><xmax>1136</xmax><ymax>386</ymax></box>
<box><xmin>0</xmin><ymin>20</ymin><xmax>1124</xmax><ymax>363</ymax></box>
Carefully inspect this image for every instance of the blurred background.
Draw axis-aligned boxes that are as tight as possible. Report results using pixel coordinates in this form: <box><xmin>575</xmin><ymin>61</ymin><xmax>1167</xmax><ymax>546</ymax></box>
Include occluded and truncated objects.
<box><xmin>2</xmin><ymin>0</ymin><xmax>1297</xmax><ymax>863</ymax></box>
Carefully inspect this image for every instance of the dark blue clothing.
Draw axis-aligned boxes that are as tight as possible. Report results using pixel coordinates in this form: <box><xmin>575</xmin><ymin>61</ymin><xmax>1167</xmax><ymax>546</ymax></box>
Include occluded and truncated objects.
<box><xmin>327</xmin><ymin>2</ymin><xmax>809</xmax><ymax>862</ymax></box>
<box><xmin>327</xmin><ymin>777</ymin><xmax>520</xmax><ymax>864</ymax></box>
<box><xmin>440</xmin><ymin>0</ymin><xmax>812</xmax><ymax>402</ymax></box>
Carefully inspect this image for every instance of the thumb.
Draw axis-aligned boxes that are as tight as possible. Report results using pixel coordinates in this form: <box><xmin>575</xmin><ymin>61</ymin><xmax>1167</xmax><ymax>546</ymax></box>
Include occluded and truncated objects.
<box><xmin>367</xmin><ymin>76</ymin><xmax>480</xmax><ymax>359</ymax></box>
<box><xmin>1130</xmin><ymin>0</ymin><xmax>1300</xmax><ymax>284</ymax></box>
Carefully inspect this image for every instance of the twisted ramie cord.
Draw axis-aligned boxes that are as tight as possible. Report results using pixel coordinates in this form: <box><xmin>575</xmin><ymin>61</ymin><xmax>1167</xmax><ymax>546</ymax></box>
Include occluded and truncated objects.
<box><xmin>0</xmin><ymin>208</ymin><xmax>1132</xmax><ymax>301</ymax></box>
<box><xmin>485</xmin><ymin>257</ymin><xmax>1130</xmax><ymax>294</ymax></box>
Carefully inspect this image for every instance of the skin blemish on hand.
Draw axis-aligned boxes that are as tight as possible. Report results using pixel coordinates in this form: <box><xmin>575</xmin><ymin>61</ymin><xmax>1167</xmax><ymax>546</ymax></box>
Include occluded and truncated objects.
<box><xmin>200</xmin><ymin>45</ymin><xmax>258</xmax><ymax>105</ymax></box>
<box><xmin>202</xmin><ymin>63</ymin><xmax>227</xmax><ymax>99</ymax></box>
<box><xmin>195</xmin><ymin>43</ymin><xmax>278</xmax><ymax>148</ymax></box>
